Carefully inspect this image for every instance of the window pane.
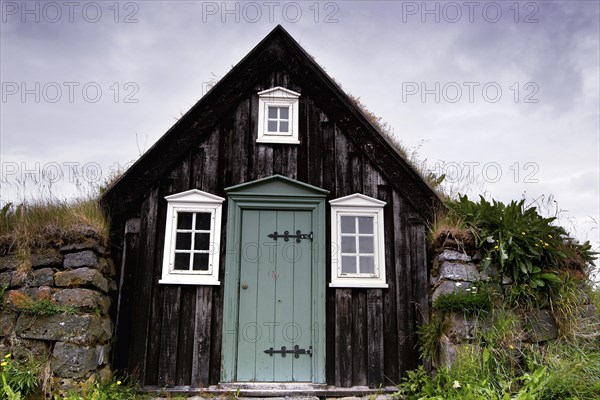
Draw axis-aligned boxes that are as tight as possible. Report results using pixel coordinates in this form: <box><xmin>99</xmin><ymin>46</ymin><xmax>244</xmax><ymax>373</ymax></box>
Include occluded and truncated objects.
<box><xmin>195</xmin><ymin>212</ymin><xmax>211</xmax><ymax>230</ymax></box>
<box><xmin>174</xmin><ymin>253</ymin><xmax>190</xmax><ymax>270</ymax></box>
<box><xmin>359</xmin><ymin>256</ymin><xmax>375</xmax><ymax>274</ymax></box>
<box><xmin>192</xmin><ymin>253</ymin><xmax>209</xmax><ymax>271</ymax></box>
<box><xmin>279</xmin><ymin>107</ymin><xmax>289</xmax><ymax>119</ymax></box>
<box><xmin>340</xmin><ymin>216</ymin><xmax>355</xmax><ymax>233</ymax></box>
<box><xmin>268</xmin><ymin>107</ymin><xmax>278</xmax><ymax>118</ymax></box>
<box><xmin>195</xmin><ymin>233</ymin><xmax>210</xmax><ymax>250</ymax></box>
<box><xmin>358</xmin><ymin>217</ymin><xmax>374</xmax><ymax>234</ymax></box>
<box><xmin>359</xmin><ymin>236</ymin><xmax>374</xmax><ymax>254</ymax></box>
<box><xmin>341</xmin><ymin>256</ymin><xmax>356</xmax><ymax>274</ymax></box>
<box><xmin>279</xmin><ymin>121</ymin><xmax>289</xmax><ymax>132</ymax></box>
<box><xmin>177</xmin><ymin>212</ymin><xmax>193</xmax><ymax>229</ymax></box>
<box><xmin>341</xmin><ymin>236</ymin><xmax>356</xmax><ymax>253</ymax></box>
<box><xmin>268</xmin><ymin>121</ymin><xmax>278</xmax><ymax>132</ymax></box>
<box><xmin>176</xmin><ymin>233</ymin><xmax>191</xmax><ymax>250</ymax></box>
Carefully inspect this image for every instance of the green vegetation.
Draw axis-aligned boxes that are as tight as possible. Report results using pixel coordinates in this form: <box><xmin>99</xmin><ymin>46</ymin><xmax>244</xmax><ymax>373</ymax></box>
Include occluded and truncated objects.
<box><xmin>433</xmin><ymin>285</ymin><xmax>493</xmax><ymax>314</ymax></box>
<box><xmin>58</xmin><ymin>377</ymin><xmax>140</xmax><ymax>400</ymax></box>
<box><xmin>0</xmin><ymin>354</ymin><xmax>41</xmax><ymax>400</ymax></box>
<box><xmin>400</xmin><ymin>195</ymin><xmax>600</xmax><ymax>400</ymax></box>
<box><xmin>446</xmin><ymin>195</ymin><xmax>596</xmax><ymax>301</ymax></box>
<box><xmin>8</xmin><ymin>292</ymin><xmax>77</xmax><ymax>316</ymax></box>
<box><xmin>0</xmin><ymin>198</ymin><xmax>109</xmax><ymax>255</ymax></box>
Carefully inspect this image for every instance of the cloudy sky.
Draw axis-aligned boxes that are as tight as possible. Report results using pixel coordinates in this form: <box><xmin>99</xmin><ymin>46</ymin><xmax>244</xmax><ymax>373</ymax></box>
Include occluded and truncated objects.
<box><xmin>1</xmin><ymin>1</ymin><xmax>598</xmax><ymax>267</ymax></box>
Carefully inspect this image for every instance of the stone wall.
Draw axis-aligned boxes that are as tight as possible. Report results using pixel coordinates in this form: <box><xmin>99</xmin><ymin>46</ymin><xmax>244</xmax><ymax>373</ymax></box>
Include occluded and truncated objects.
<box><xmin>429</xmin><ymin>238</ymin><xmax>563</xmax><ymax>368</ymax></box>
<box><xmin>0</xmin><ymin>236</ymin><xmax>116</xmax><ymax>392</ymax></box>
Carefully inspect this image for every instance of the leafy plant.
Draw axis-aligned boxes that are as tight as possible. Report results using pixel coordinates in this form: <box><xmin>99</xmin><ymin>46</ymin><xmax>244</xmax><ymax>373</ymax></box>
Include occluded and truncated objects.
<box><xmin>0</xmin><ymin>353</ymin><xmax>39</xmax><ymax>399</ymax></box>
<box><xmin>417</xmin><ymin>314</ymin><xmax>450</xmax><ymax>365</ymax></box>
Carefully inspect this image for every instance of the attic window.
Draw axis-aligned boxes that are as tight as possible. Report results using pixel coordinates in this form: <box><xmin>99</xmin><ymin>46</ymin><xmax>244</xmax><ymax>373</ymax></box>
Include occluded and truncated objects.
<box><xmin>329</xmin><ymin>194</ymin><xmax>388</xmax><ymax>288</ymax></box>
<box><xmin>160</xmin><ymin>189</ymin><xmax>224</xmax><ymax>285</ymax></box>
<box><xmin>257</xmin><ymin>87</ymin><xmax>300</xmax><ymax>144</ymax></box>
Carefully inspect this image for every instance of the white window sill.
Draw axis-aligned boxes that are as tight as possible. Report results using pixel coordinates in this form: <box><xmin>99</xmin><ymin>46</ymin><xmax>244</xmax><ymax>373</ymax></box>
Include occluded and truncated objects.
<box><xmin>159</xmin><ymin>277</ymin><xmax>221</xmax><ymax>286</ymax></box>
<box><xmin>329</xmin><ymin>281</ymin><xmax>389</xmax><ymax>289</ymax></box>
<box><xmin>256</xmin><ymin>137</ymin><xmax>300</xmax><ymax>144</ymax></box>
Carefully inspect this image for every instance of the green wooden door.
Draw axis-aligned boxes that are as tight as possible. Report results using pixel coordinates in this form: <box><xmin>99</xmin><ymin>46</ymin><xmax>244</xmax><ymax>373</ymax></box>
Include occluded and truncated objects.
<box><xmin>236</xmin><ymin>209</ymin><xmax>313</xmax><ymax>382</ymax></box>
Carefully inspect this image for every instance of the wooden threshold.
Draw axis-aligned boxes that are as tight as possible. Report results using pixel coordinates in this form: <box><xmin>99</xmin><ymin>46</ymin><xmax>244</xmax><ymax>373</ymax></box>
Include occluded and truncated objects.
<box><xmin>141</xmin><ymin>383</ymin><xmax>399</xmax><ymax>397</ymax></box>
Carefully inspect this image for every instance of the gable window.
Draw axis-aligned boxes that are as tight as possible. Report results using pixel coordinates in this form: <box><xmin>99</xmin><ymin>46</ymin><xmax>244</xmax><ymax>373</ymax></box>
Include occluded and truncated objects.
<box><xmin>256</xmin><ymin>86</ymin><xmax>300</xmax><ymax>144</ymax></box>
<box><xmin>160</xmin><ymin>189</ymin><xmax>224</xmax><ymax>285</ymax></box>
<box><xmin>267</xmin><ymin>106</ymin><xmax>290</xmax><ymax>133</ymax></box>
<box><xmin>329</xmin><ymin>194</ymin><xmax>388</xmax><ymax>288</ymax></box>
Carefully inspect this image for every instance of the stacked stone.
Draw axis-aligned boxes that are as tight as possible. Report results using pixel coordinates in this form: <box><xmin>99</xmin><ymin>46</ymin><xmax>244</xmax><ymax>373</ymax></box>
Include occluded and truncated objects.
<box><xmin>429</xmin><ymin>239</ymin><xmax>560</xmax><ymax>368</ymax></box>
<box><xmin>0</xmin><ymin>238</ymin><xmax>116</xmax><ymax>388</ymax></box>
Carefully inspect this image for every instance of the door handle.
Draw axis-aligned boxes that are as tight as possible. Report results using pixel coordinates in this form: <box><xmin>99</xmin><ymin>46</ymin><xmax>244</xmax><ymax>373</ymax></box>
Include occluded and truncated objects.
<box><xmin>241</xmin><ymin>282</ymin><xmax>249</xmax><ymax>289</ymax></box>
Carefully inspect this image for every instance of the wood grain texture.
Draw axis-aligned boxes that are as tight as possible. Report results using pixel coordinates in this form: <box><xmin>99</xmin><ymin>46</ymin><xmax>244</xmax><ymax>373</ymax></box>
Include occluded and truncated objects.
<box><xmin>109</xmin><ymin>63</ymin><xmax>433</xmax><ymax>387</ymax></box>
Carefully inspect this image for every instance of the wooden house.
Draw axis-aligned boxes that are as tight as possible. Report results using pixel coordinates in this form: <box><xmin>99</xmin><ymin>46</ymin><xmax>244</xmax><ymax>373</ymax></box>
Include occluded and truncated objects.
<box><xmin>101</xmin><ymin>25</ymin><xmax>441</xmax><ymax>394</ymax></box>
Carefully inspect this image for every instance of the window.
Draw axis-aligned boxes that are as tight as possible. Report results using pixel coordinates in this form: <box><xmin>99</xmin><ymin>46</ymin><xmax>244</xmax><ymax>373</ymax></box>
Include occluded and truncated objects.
<box><xmin>256</xmin><ymin>87</ymin><xmax>300</xmax><ymax>144</ymax></box>
<box><xmin>329</xmin><ymin>194</ymin><xmax>388</xmax><ymax>288</ymax></box>
<box><xmin>160</xmin><ymin>189</ymin><xmax>224</xmax><ymax>285</ymax></box>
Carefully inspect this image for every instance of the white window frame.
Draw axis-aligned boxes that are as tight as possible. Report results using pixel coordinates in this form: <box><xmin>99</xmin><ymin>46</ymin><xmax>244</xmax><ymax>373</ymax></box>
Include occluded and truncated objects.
<box><xmin>256</xmin><ymin>86</ymin><xmax>300</xmax><ymax>144</ymax></box>
<box><xmin>329</xmin><ymin>193</ymin><xmax>388</xmax><ymax>288</ymax></box>
<box><xmin>159</xmin><ymin>189</ymin><xmax>224</xmax><ymax>285</ymax></box>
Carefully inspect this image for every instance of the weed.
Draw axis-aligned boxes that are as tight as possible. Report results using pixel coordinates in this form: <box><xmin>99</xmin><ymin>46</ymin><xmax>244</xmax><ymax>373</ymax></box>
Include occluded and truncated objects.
<box><xmin>417</xmin><ymin>314</ymin><xmax>450</xmax><ymax>365</ymax></box>
<box><xmin>0</xmin><ymin>353</ymin><xmax>40</xmax><ymax>399</ymax></box>
<box><xmin>433</xmin><ymin>286</ymin><xmax>492</xmax><ymax>314</ymax></box>
<box><xmin>9</xmin><ymin>292</ymin><xmax>77</xmax><ymax>316</ymax></box>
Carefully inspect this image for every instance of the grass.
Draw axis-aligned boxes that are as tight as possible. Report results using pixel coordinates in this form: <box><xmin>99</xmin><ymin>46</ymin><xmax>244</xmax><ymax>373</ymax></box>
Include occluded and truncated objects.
<box><xmin>8</xmin><ymin>292</ymin><xmax>77</xmax><ymax>316</ymax></box>
<box><xmin>433</xmin><ymin>286</ymin><xmax>492</xmax><ymax>314</ymax></box>
<box><xmin>0</xmin><ymin>197</ymin><xmax>109</xmax><ymax>255</ymax></box>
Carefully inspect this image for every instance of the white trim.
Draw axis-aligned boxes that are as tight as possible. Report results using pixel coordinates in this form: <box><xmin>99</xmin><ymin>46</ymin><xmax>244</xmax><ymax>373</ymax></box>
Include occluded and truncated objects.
<box><xmin>329</xmin><ymin>194</ymin><xmax>388</xmax><ymax>288</ymax></box>
<box><xmin>256</xmin><ymin>87</ymin><xmax>300</xmax><ymax>144</ymax></box>
<box><xmin>160</xmin><ymin>189</ymin><xmax>224</xmax><ymax>285</ymax></box>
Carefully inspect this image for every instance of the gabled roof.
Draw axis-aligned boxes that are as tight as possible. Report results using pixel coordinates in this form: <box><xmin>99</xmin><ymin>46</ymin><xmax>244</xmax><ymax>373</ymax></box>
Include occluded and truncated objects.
<box><xmin>329</xmin><ymin>193</ymin><xmax>387</xmax><ymax>208</ymax></box>
<box><xmin>226</xmin><ymin>175</ymin><xmax>329</xmax><ymax>198</ymax></box>
<box><xmin>101</xmin><ymin>25</ymin><xmax>442</xmax><ymax>220</ymax></box>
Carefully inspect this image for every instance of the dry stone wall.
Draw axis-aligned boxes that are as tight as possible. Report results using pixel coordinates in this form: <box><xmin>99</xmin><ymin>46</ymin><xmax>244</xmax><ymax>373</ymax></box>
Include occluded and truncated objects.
<box><xmin>0</xmin><ymin>236</ymin><xmax>116</xmax><ymax>389</ymax></box>
<box><xmin>430</xmin><ymin>238</ymin><xmax>563</xmax><ymax>368</ymax></box>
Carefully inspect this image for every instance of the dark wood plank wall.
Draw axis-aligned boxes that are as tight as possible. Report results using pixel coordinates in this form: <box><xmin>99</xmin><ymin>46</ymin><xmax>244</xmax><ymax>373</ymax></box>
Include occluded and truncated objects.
<box><xmin>119</xmin><ymin>71</ymin><xmax>429</xmax><ymax>388</ymax></box>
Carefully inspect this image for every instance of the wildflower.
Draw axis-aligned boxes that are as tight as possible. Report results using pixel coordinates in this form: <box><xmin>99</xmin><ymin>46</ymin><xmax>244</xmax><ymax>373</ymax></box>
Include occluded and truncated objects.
<box><xmin>548</xmin><ymin>234</ymin><xmax>553</xmax><ymax>239</ymax></box>
<box><xmin>1</xmin><ymin>361</ymin><xmax>7</xmax><ymax>367</ymax></box>
<box><xmin>116</xmin><ymin>380</ymin><xmax>122</xmax><ymax>386</ymax></box>
<box><xmin>4</xmin><ymin>354</ymin><xmax>10</xmax><ymax>359</ymax></box>
<box><xmin>453</xmin><ymin>380</ymin><xmax>461</xmax><ymax>389</ymax></box>
<box><xmin>509</xmin><ymin>344</ymin><xmax>515</xmax><ymax>350</ymax></box>
<box><xmin>544</xmin><ymin>242</ymin><xmax>549</xmax><ymax>247</ymax></box>
<box><xmin>535</xmin><ymin>244</ymin><xmax>539</xmax><ymax>247</ymax></box>
<box><xmin>521</xmin><ymin>232</ymin><xmax>526</xmax><ymax>235</ymax></box>
<box><xmin>494</xmin><ymin>245</ymin><xmax>499</xmax><ymax>250</ymax></box>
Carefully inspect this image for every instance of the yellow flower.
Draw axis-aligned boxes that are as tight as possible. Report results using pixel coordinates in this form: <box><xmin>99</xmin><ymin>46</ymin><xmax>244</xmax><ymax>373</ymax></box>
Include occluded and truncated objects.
<box><xmin>509</xmin><ymin>344</ymin><xmax>515</xmax><ymax>349</ymax></box>
<box><xmin>116</xmin><ymin>380</ymin><xmax>122</xmax><ymax>386</ymax></box>
<box><xmin>548</xmin><ymin>235</ymin><xmax>553</xmax><ymax>239</ymax></box>
<box><xmin>494</xmin><ymin>245</ymin><xmax>499</xmax><ymax>250</ymax></box>
<box><xmin>544</xmin><ymin>242</ymin><xmax>549</xmax><ymax>246</ymax></box>
<box><xmin>521</xmin><ymin>232</ymin><xmax>526</xmax><ymax>235</ymax></box>
<box><xmin>1</xmin><ymin>361</ymin><xmax>7</xmax><ymax>367</ymax></box>
<box><xmin>4</xmin><ymin>354</ymin><xmax>11</xmax><ymax>359</ymax></box>
<box><xmin>535</xmin><ymin>244</ymin><xmax>539</xmax><ymax>247</ymax></box>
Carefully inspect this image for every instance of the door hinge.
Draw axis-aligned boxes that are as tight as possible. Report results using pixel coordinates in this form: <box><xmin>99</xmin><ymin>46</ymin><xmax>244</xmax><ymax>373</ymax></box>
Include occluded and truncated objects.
<box><xmin>267</xmin><ymin>230</ymin><xmax>313</xmax><ymax>243</ymax></box>
<box><xmin>264</xmin><ymin>345</ymin><xmax>312</xmax><ymax>358</ymax></box>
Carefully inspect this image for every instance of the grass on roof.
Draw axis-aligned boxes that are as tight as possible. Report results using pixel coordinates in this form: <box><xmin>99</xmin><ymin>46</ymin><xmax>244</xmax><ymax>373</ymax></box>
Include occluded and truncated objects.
<box><xmin>0</xmin><ymin>197</ymin><xmax>109</xmax><ymax>254</ymax></box>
